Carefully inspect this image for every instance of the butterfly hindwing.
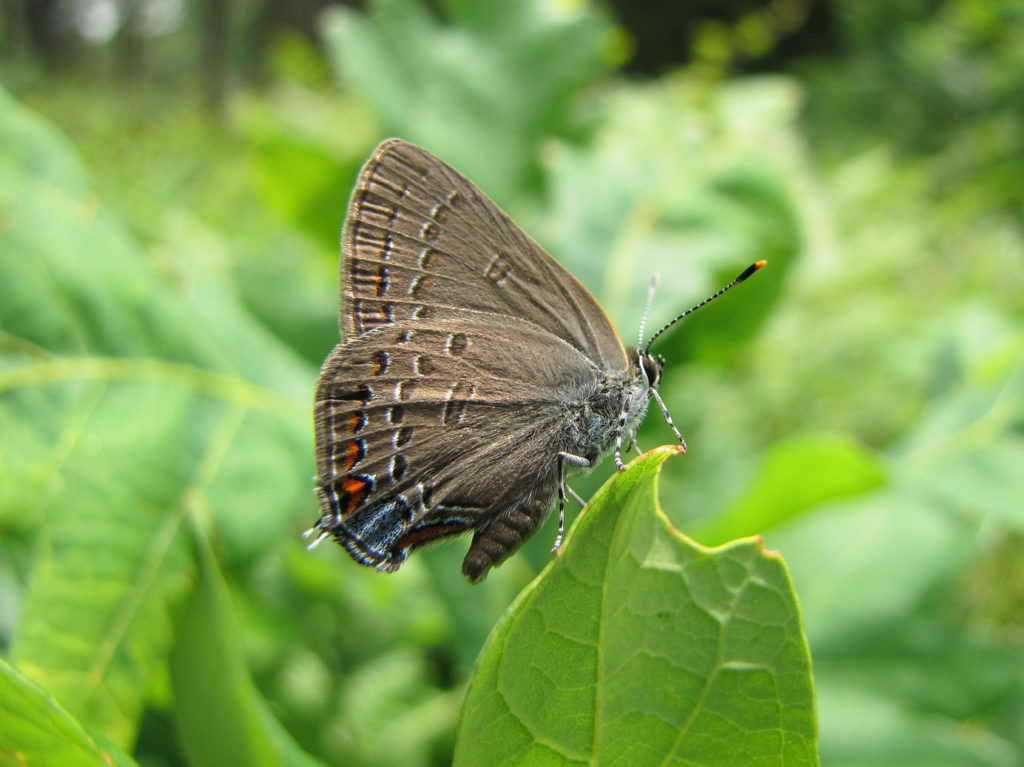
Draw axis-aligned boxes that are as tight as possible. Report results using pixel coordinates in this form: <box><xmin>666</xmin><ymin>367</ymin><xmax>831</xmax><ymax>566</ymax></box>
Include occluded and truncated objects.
<box><xmin>313</xmin><ymin>312</ymin><xmax>600</xmax><ymax>572</ymax></box>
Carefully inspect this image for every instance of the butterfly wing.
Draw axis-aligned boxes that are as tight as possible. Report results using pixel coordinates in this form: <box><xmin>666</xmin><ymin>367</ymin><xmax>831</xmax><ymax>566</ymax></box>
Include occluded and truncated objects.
<box><xmin>313</xmin><ymin>312</ymin><xmax>600</xmax><ymax>575</ymax></box>
<box><xmin>340</xmin><ymin>138</ymin><xmax>628</xmax><ymax>372</ymax></box>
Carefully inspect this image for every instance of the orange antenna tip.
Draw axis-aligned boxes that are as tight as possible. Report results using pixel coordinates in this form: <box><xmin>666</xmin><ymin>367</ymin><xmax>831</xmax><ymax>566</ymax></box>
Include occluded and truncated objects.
<box><xmin>735</xmin><ymin>260</ymin><xmax>767</xmax><ymax>283</ymax></box>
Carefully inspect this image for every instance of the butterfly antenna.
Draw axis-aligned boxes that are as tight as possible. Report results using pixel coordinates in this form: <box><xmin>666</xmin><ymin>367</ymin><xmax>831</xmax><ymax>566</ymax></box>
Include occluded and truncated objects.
<box><xmin>638</xmin><ymin>274</ymin><xmax>660</xmax><ymax>347</ymax></box>
<box><xmin>643</xmin><ymin>261</ymin><xmax>767</xmax><ymax>354</ymax></box>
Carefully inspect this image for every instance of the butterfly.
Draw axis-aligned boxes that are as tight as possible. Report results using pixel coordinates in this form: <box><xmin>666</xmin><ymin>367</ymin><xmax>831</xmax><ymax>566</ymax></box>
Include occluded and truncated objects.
<box><xmin>307</xmin><ymin>138</ymin><xmax>763</xmax><ymax>583</ymax></box>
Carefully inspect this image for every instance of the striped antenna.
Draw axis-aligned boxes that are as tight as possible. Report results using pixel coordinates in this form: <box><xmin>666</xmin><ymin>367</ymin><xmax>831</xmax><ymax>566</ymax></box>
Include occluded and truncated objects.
<box><xmin>643</xmin><ymin>261</ymin><xmax>766</xmax><ymax>354</ymax></box>
<box><xmin>638</xmin><ymin>274</ymin><xmax>660</xmax><ymax>346</ymax></box>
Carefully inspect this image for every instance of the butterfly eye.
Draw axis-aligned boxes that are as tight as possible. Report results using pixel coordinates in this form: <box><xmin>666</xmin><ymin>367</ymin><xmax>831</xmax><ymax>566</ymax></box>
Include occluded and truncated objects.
<box><xmin>641</xmin><ymin>353</ymin><xmax>662</xmax><ymax>387</ymax></box>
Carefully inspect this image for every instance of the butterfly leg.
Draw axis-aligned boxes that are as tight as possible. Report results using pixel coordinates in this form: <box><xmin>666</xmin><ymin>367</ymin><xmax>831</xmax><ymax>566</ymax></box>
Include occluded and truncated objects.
<box><xmin>566</xmin><ymin>485</ymin><xmax>587</xmax><ymax>508</ymax></box>
<box><xmin>613</xmin><ymin>391</ymin><xmax>635</xmax><ymax>471</ymax></box>
<box><xmin>650</xmin><ymin>387</ymin><xmax>686</xmax><ymax>452</ymax></box>
<box><xmin>555</xmin><ymin>452</ymin><xmax>593</xmax><ymax>553</ymax></box>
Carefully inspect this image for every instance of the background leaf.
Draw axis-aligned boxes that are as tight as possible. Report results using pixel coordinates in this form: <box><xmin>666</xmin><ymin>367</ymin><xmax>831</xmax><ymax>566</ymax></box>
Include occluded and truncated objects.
<box><xmin>695</xmin><ymin>433</ymin><xmax>887</xmax><ymax>546</ymax></box>
<box><xmin>0</xmin><ymin>84</ymin><xmax>312</xmax><ymax>750</ymax></box>
<box><xmin>170</xmin><ymin>534</ymin><xmax>324</xmax><ymax>767</ymax></box>
<box><xmin>321</xmin><ymin>0</ymin><xmax>614</xmax><ymax>203</ymax></box>
<box><xmin>0</xmin><ymin>657</ymin><xmax>137</xmax><ymax>767</ymax></box>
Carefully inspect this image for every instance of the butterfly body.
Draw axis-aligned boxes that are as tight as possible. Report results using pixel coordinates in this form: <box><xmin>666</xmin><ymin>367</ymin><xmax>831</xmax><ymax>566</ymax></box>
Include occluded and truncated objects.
<box><xmin>311</xmin><ymin>139</ymin><xmax>688</xmax><ymax>583</ymax></box>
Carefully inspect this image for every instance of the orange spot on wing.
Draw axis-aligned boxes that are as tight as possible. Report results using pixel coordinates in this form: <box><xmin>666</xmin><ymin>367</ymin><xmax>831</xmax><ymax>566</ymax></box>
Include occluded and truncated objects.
<box><xmin>349</xmin><ymin>412</ymin><xmax>365</xmax><ymax>433</ymax></box>
<box><xmin>342</xmin><ymin>477</ymin><xmax>371</xmax><ymax>514</ymax></box>
<box><xmin>344</xmin><ymin>440</ymin><xmax>363</xmax><ymax>470</ymax></box>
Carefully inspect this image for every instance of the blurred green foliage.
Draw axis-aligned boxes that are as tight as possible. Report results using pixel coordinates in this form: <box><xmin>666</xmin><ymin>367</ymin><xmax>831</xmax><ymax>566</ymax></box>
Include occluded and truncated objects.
<box><xmin>2</xmin><ymin>0</ymin><xmax>1023</xmax><ymax>764</ymax></box>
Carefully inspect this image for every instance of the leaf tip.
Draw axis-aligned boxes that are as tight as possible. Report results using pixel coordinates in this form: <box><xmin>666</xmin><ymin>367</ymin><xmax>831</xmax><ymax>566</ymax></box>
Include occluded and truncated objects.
<box><xmin>751</xmin><ymin>534</ymin><xmax>783</xmax><ymax>559</ymax></box>
<box><xmin>643</xmin><ymin>443</ymin><xmax>686</xmax><ymax>459</ymax></box>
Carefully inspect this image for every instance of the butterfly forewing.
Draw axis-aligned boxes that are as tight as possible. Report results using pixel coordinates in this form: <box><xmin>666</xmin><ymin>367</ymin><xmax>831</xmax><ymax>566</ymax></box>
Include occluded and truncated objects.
<box><xmin>341</xmin><ymin>139</ymin><xmax>627</xmax><ymax>371</ymax></box>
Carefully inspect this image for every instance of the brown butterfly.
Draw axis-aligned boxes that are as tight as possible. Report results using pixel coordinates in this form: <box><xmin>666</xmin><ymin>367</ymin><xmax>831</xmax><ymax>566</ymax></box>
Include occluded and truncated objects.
<box><xmin>307</xmin><ymin>139</ymin><xmax>763</xmax><ymax>583</ymax></box>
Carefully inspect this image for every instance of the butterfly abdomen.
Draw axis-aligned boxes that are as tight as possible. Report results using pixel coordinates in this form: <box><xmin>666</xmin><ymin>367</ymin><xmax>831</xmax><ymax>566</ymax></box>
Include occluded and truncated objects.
<box><xmin>462</xmin><ymin>495</ymin><xmax>552</xmax><ymax>584</ymax></box>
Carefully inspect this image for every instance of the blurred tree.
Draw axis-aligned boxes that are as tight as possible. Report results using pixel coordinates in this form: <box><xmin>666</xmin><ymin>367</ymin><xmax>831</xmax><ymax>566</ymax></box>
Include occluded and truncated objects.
<box><xmin>202</xmin><ymin>0</ymin><xmax>228</xmax><ymax>115</ymax></box>
<box><xmin>22</xmin><ymin>0</ymin><xmax>78</xmax><ymax>65</ymax></box>
<box><xmin>1</xmin><ymin>0</ymin><xmax>28</xmax><ymax>57</ymax></box>
<box><xmin>605</xmin><ymin>0</ymin><xmax>839</xmax><ymax>74</ymax></box>
<box><xmin>115</xmin><ymin>0</ymin><xmax>145</xmax><ymax>80</ymax></box>
<box><xmin>247</xmin><ymin>0</ymin><xmax>360</xmax><ymax>84</ymax></box>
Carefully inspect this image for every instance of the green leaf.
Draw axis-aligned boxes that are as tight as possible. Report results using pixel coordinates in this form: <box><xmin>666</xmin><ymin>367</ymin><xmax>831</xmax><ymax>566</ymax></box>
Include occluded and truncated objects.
<box><xmin>813</xmin><ymin>610</ymin><xmax>1024</xmax><ymax>723</ymax></box>
<box><xmin>249</xmin><ymin>135</ymin><xmax>357</xmax><ymax>252</ymax></box>
<box><xmin>320</xmin><ymin>0</ymin><xmax>612</xmax><ymax>203</ymax></box>
<box><xmin>170</xmin><ymin>534</ymin><xmax>326</xmax><ymax>767</ymax></box>
<box><xmin>0</xmin><ymin>657</ymin><xmax>137</xmax><ymax>767</ymax></box>
<box><xmin>455</xmin><ymin>447</ymin><xmax>818</xmax><ymax>767</ymax></box>
<box><xmin>6</xmin><ymin>379</ymin><xmax>200</xmax><ymax>747</ymax></box>
<box><xmin>770</xmin><ymin>492</ymin><xmax>978</xmax><ymax>648</ymax></box>
<box><xmin>894</xmin><ymin>336</ymin><xmax>1024</xmax><ymax>530</ymax></box>
<box><xmin>0</xmin><ymin>86</ymin><xmax>313</xmax><ymax>749</ymax></box>
<box><xmin>695</xmin><ymin>433</ymin><xmax>887</xmax><ymax>546</ymax></box>
<box><xmin>816</xmin><ymin>685</ymin><xmax>1021</xmax><ymax>767</ymax></box>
